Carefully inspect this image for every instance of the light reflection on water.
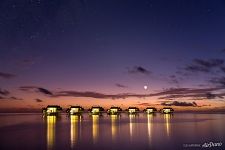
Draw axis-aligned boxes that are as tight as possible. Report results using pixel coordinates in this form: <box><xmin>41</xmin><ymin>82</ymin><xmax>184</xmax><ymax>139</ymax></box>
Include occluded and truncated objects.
<box><xmin>129</xmin><ymin>114</ymin><xmax>136</xmax><ymax>141</ymax></box>
<box><xmin>163</xmin><ymin>114</ymin><xmax>172</xmax><ymax>137</ymax></box>
<box><xmin>70</xmin><ymin>115</ymin><xmax>80</xmax><ymax>149</ymax></box>
<box><xmin>147</xmin><ymin>114</ymin><xmax>153</xmax><ymax>145</ymax></box>
<box><xmin>111</xmin><ymin>115</ymin><xmax>119</xmax><ymax>141</ymax></box>
<box><xmin>92</xmin><ymin>115</ymin><xmax>99</xmax><ymax>144</ymax></box>
<box><xmin>46</xmin><ymin>116</ymin><xmax>56</xmax><ymax>150</ymax></box>
<box><xmin>0</xmin><ymin>113</ymin><xmax>225</xmax><ymax>150</ymax></box>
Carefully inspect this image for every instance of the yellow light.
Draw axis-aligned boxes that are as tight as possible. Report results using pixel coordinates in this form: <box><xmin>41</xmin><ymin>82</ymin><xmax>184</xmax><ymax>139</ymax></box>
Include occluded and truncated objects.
<box><xmin>129</xmin><ymin>109</ymin><xmax>136</xmax><ymax>113</ymax></box>
<box><xmin>164</xmin><ymin>109</ymin><xmax>171</xmax><ymax>113</ymax></box>
<box><xmin>147</xmin><ymin>114</ymin><xmax>153</xmax><ymax>145</ymax></box>
<box><xmin>47</xmin><ymin>116</ymin><xmax>56</xmax><ymax>150</ymax></box>
<box><xmin>92</xmin><ymin>108</ymin><xmax>100</xmax><ymax>113</ymax></box>
<box><xmin>111</xmin><ymin>115</ymin><xmax>118</xmax><ymax>141</ymax></box>
<box><xmin>110</xmin><ymin>108</ymin><xmax>118</xmax><ymax>113</ymax></box>
<box><xmin>129</xmin><ymin>114</ymin><xmax>135</xmax><ymax>141</ymax></box>
<box><xmin>70</xmin><ymin>115</ymin><xmax>79</xmax><ymax>149</ymax></box>
<box><xmin>147</xmin><ymin>109</ymin><xmax>153</xmax><ymax>113</ymax></box>
<box><xmin>70</xmin><ymin>108</ymin><xmax>79</xmax><ymax>113</ymax></box>
<box><xmin>47</xmin><ymin>108</ymin><xmax>57</xmax><ymax>113</ymax></box>
<box><xmin>92</xmin><ymin>115</ymin><xmax>99</xmax><ymax>144</ymax></box>
<box><xmin>164</xmin><ymin>114</ymin><xmax>171</xmax><ymax>137</ymax></box>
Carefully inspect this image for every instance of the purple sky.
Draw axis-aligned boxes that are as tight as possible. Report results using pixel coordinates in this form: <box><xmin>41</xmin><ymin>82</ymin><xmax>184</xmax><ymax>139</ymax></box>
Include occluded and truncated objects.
<box><xmin>0</xmin><ymin>0</ymin><xmax>225</xmax><ymax>111</ymax></box>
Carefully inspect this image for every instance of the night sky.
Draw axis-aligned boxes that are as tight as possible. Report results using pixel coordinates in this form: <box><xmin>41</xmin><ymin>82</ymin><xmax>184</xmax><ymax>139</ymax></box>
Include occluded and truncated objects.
<box><xmin>1</xmin><ymin>0</ymin><xmax>225</xmax><ymax>112</ymax></box>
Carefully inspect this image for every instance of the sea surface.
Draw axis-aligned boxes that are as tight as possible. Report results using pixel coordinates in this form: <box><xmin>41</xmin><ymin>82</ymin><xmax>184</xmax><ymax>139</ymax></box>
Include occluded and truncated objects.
<box><xmin>0</xmin><ymin>113</ymin><xmax>224</xmax><ymax>150</ymax></box>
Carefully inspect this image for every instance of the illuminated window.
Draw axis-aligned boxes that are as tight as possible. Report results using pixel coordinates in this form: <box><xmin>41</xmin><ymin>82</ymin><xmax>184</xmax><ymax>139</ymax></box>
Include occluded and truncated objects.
<box><xmin>129</xmin><ymin>109</ymin><xmax>136</xmax><ymax>113</ymax></box>
<box><xmin>71</xmin><ymin>108</ymin><xmax>79</xmax><ymax>113</ymax></box>
<box><xmin>164</xmin><ymin>109</ymin><xmax>171</xmax><ymax>113</ymax></box>
<box><xmin>110</xmin><ymin>109</ymin><xmax>118</xmax><ymax>113</ymax></box>
<box><xmin>47</xmin><ymin>107</ymin><xmax>57</xmax><ymax>113</ymax></box>
<box><xmin>147</xmin><ymin>109</ymin><xmax>153</xmax><ymax>113</ymax></box>
<box><xmin>92</xmin><ymin>108</ymin><xmax>100</xmax><ymax>113</ymax></box>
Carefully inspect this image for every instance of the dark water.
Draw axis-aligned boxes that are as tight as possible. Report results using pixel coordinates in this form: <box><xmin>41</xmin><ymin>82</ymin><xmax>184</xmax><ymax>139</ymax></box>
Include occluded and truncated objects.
<box><xmin>0</xmin><ymin>113</ymin><xmax>224</xmax><ymax>150</ymax></box>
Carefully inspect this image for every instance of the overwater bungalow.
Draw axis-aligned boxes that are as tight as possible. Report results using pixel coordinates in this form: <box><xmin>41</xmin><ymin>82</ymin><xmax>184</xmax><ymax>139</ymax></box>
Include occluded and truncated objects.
<box><xmin>160</xmin><ymin>107</ymin><xmax>174</xmax><ymax>114</ymax></box>
<box><xmin>42</xmin><ymin>105</ymin><xmax>62</xmax><ymax>116</ymax></box>
<box><xmin>127</xmin><ymin>107</ymin><xmax>139</xmax><ymax>114</ymax></box>
<box><xmin>89</xmin><ymin>106</ymin><xmax>104</xmax><ymax>115</ymax></box>
<box><xmin>107</xmin><ymin>107</ymin><xmax>122</xmax><ymax>115</ymax></box>
<box><xmin>144</xmin><ymin>107</ymin><xmax>157</xmax><ymax>114</ymax></box>
<box><xmin>67</xmin><ymin>106</ymin><xmax>84</xmax><ymax>115</ymax></box>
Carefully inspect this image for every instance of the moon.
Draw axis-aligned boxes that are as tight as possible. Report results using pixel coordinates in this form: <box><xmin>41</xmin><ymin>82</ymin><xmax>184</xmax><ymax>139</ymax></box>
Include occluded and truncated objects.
<box><xmin>144</xmin><ymin>85</ymin><xmax>148</xmax><ymax>90</ymax></box>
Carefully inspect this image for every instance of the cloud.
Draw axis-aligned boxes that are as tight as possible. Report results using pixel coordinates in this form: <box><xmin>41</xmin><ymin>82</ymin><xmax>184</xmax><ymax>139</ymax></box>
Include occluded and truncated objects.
<box><xmin>19</xmin><ymin>85</ymin><xmax>225</xmax><ymax>100</ymax></box>
<box><xmin>127</xmin><ymin>66</ymin><xmax>151</xmax><ymax>75</ymax></box>
<box><xmin>161</xmin><ymin>101</ymin><xmax>198</xmax><ymax>107</ymax></box>
<box><xmin>185</xmin><ymin>65</ymin><xmax>209</xmax><ymax>73</ymax></box>
<box><xmin>168</xmin><ymin>75</ymin><xmax>182</xmax><ymax>85</ymax></box>
<box><xmin>184</xmin><ymin>59</ymin><xmax>224</xmax><ymax>73</ymax></box>
<box><xmin>38</xmin><ymin>88</ymin><xmax>53</xmax><ymax>95</ymax></box>
<box><xmin>0</xmin><ymin>89</ymin><xmax>10</xmax><ymax>96</ymax></box>
<box><xmin>0</xmin><ymin>96</ymin><xmax>23</xmax><ymax>101</ymax></box>
<box><xmin>10</xmin><ymin>97</ymin><xmax>23</xmax><ymax>100</ymax></box>
<box><xmin>0</xmin><ymin>89</ymin><xmax>23</xmax><ymax>100</ymax></box>
<box><xmin>194</xmin><ymin>59</ymin><xmax>224</xmax><ymax>68</ymax></box>
<box><xmin>115</xmin><ymin>83</ymin><xmax>128</xmax><ymax>88</ymax></box>
<box><xmin>156</xmin><ymin>87</ymin><xmax>225</xmax><ymax>100</ymax></box>
<box><xmin>0</xmin><ymin>72</ymin><xmax>16</xmax><ymax>79</ymax></box>
<box><xmin>159</xmin><ymin>93</ymin><xmax>225</xmax><ymax>100</ymax></box>
<box><xmin>54</xmin><ymin>91</ymin><xmax>150</xmax><ymax>99</ymax></box>
<box><xmin>209</xmin><ymin>77</ymin><xmax>225</xmax><ymax>87</ymax></box>
<box><xmin>221</xmin><ymin>67</ymin><xmax>225</xmax><ymax>73</ymax></box>
<box><xmin>19</xmin><ymin>86</ymin><xmax>53</xmax><ymax>96</ymax></box>
<box><xmin>154</xmin><ymin>87</ymin><xmax>222</xmax><ymax>95</ymax></box>
<box><xmin>137</xmin><ymin>102</ymin><xmax>152</xmax><ymax>106</ymax></box>
<box><xmin>35</xmin><ymin>99</ymin><xmax>43</xmax><ymax>102</ymax></box>
<box><xmin>205</xmin><ymin>93</ymin><xmax>217</xmax><ymax>99</ymax></box>
<box><xmin>54</xmin><ymin>87</ymin><xmax>225</xmax><ymax>100</ymax></box>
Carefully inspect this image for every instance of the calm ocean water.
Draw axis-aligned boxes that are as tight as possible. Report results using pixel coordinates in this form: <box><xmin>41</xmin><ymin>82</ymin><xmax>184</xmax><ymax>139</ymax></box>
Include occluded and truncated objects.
<box><xmin>0</xmin><ymin>113</ymin><xmax>224</xmax><ymax>150</ymax></box>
